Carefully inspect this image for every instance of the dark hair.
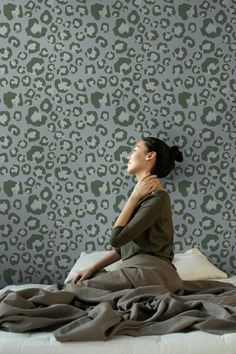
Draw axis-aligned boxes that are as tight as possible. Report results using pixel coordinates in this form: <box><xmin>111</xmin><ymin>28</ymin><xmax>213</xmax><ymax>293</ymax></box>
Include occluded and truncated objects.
<box><xmin>142</xmin><ymin>137</ymin><xmax>183</xmax><ymax>178</ymax></box>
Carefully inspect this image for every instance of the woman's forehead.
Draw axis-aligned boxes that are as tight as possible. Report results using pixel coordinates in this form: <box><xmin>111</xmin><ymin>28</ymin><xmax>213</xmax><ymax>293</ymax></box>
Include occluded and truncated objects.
<box><xmin>135</xmin><ymin>140</ymin><xmax>144</xmax><ymax>147</ymax></box>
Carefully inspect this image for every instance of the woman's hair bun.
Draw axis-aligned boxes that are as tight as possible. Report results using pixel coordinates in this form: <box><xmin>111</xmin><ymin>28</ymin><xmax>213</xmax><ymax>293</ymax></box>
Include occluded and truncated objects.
<box><xmin>170</xmin><ymin>145</ymin><xmax>183</xmax><ymax>162</ymax></box>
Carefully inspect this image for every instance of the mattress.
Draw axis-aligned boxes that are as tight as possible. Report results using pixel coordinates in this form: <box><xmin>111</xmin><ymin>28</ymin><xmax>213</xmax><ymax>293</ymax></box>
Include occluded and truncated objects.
<box><xmin>1</xmin><ymin>276</ymin><xmax>236</xmax><ymax>354</ymax></box>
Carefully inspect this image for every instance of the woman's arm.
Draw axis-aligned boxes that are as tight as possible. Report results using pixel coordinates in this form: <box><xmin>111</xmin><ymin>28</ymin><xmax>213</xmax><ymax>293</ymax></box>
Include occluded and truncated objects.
<box><xmin>113</xmin><ymin>173</ymin><xmax>162</xmax><ymax>227</ymax></box>
<box><xmin>89</xmin><ymin>249</ymin><xmax>121</xmax><ymax>273</ymax></box>
<box><xmin>110</xmin><ymin>193</ymin><xmax>162</xmax><ymax>247</ymax></box>
<box><xmin>73</xmin><ymin>249</ymin><xmax>121</xmax><ymax>283</ymax></box>
<box><xmin>113</xmin><ymin>194</ymin><xmax>139</xmax><ymax>227</ymax></box>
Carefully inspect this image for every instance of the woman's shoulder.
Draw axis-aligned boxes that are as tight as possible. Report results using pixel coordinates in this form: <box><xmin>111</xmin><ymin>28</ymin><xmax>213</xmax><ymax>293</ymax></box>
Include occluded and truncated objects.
<box><xmin>137</xmin><ymin>189</ymin><xmax>170</xmax><ymax>207</ymax></box>
<box><xmin>150</xmin><ymin>190</ymin><xmax>170</xmax><ymax>199</ymax></box>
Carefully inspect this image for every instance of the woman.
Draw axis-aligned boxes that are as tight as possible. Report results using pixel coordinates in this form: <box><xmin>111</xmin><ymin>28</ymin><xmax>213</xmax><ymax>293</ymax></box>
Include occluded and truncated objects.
<box><xmin>73</xmin><ymin>136</ymin><xmax>184</xmax><ymax>293</ymax></box>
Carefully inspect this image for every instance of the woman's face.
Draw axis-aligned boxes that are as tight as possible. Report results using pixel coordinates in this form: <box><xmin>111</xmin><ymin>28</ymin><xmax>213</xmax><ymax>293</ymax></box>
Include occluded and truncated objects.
<box><xmin>126</xmin><ymin>140</ymin><xmax>155</xmax><ymax>175</ymax></box>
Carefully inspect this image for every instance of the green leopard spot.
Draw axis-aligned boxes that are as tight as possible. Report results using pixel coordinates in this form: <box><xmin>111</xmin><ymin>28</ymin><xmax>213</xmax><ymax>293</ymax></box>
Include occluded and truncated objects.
<box><xmin>173</xmin><ymin>199</ymin><xmax>185</xmax><ymax>214</ymax></box>
<box><xmin>9</xmin><ymin>252</ymin><xmax>19</xmax><ymax>265</ymax></box>
<box><xmin>26</xmin><ymin>234</ymin><xmax>44</xmax><ymax>252</ymax></box>
<box><xmin>113</xmin><ymin>195</ymin><xmax>127</xmax><ymax>213</ymax></box>
<box><xmin>58</xmin><ymin>207</ymin><xmax>72</xmax><ymax>217</ymax></box>
<box><xmin>40</xmin><ymin>10</ymin><xmax>53</xmax><ymax>24</ymax></box>
<box><xmin>3</xmin><ymin>92</ymin><xmax>23</xmax><ymax>108</ymax></box>
<box><xmin>0</xmin><ymin>64</ymin><xmax>8</xmax><ymax>75</ymax></box>
<box><xmin>3</xmin><ymin>268</ymin><xmax>23</xmax><ymax>283</ymax></box>
<box><xmin>26</xmin><ymin>57</ymin><xmax>44</xmax><ymax>75</ymax></box>
<box><xmin>87</xmin><ymin>23</ymin><xmax>98</xmax><ymax>38</ymax></box>
<box><xmin>200</xmin><ymin>18</ymin><xmax>222</xmax><ymax>38</ymax></box>
<box><xmin>91</xmin><ymin>180</ymin><xmax>110</xmax><ymax>197</ymax></box>
<box><xmin>113</xmin><ymin>107</ymin><xmax>134</xmax><ymax>126</ymax></box>
<box><xmin>201</xmin><ymin>57</ymin><xmax>219</xmax><ymax>75</ymax></box>
<box><xmin>0</xmin><ymin>241</ymin><xmax>8</xmax><ymax>252</ymax></box>
<box><xmin>201</xmin><ymin>146</ymin><xmax>219</xmax><ymax>163</ymax></box>
<box><xmin>26</xmin><ymin>18</ymin><xmax>47</xmax><ymax>38</ymax></box>
<box><xmin>178</xmin><ymin>180</ymin><xmax>196</xmax><ymax>197</ymax></box>
<box><xmin>0</xmin><ymin>111</ymin><xmax>10</xmax><ymax>126</ymax></box>
<box><xmin>95</xmin><ymin>124</ymin><xmax>108</xmax><ymax>136</ymax></box>
<box><xmin>200</xmin><ymin>107</ymin><xmax>222</xmax><ymax>126</ymax></box>
<box><xmin>0</xmin><ymin>138</ymin><xmax>12</xmax><ymax>155</ymax></box>
<box><xmin>114</xmin><ymin>57</ymin><xmax>132</xmax><ymax>74</ymax></box>
<box><xmin>24</xmin><ymin>217</ymin><xmax>40</xmax><ymax>230</ymax></box>
<box><xmin>112</xmin><ymin>40</ymin><xmax>127</xmax><ymax>53</ymax></box>
<box><xmin>40</xmin><ymin>187</ymin><xmax>53</xmax><ymax>201</ymax></box>
<box><xmin>127</xmin><ymin>10</ymin><xmax>140</xmax><ymax>25</ymax></box>
<box><xmin>26</xmin><ymin>107</ymin><xmax>47</xmax><ymax>126</ymax></box>
<box><xmin>55</xmin><ymin>78</ymin><xmax>72</xmax><ymax>93</ymax></box>
<box><xmin>201</xmin><ymin>234</ymin><xmax>219</xmax><ymax>252</ymax></box>
<box><xmin>3</xmin><ymin>180</ymin><xmax>23</xmax><ymax>197</ymax></box>
<box><xmin>127</xmin><ymin>98</ymin><xmax>140</xmax><ymax>113</ymax></box>
<box><xmin>91</xmin><ymin>92</ymin><xmax>110</xmax><ymax>108</ymax></box>
<box><xmin>0</xmin><ymin>23</ymin><xmax>11</xmax><ymax>37</ymax></box>
<box><xmin>0</xmin><ymin>224</ymin><xmax>12</xmax><ymax>237</ymax></box>
<box><xmin>26</xmin><ymin>195</ymin><xmax>47</xmax><ymax>215</ymax></box>
<box><xmin>113</xmin><ymin>18</ymin><xmax>135</xmax><ymax>38</ymax></box>
<box><xmin>200</xmin><ymin>195</ymin><xmax>222</xmax><ymax>215</ymax></box>
<box><xmin>215</xmin><ymin>10</ymin><xmax>227</xmax><ymax>25</ymax></box>
<box><xmin>55</xmin><ymin>255</ymin><xmax>71</xmax><ymax>269</ymax></box>
<box><xmin>215</xmin><ymin>186</ymin><xmax>227</xmax><ymax>201</ymax></box>
<box><xmin>215</xmin><ymin>98</ymin><xmax>227</xmax><ymax>113</ymax></box>
<box><xmin>86</xmin><ymin>199</ymin><xmax>98</xmax><ymax>214</ymax></box>
<box><xmin>55</xmin><ymin>167</ymin><xmax>71</xmax><ymax>181</ymax></box>
<box><xmin>112</xmin><ymin>128</ymin><xmax>127</xmax><ymax>141</ymax></box>
<box><xmin>9</xmin><ymin>124</ymin><xmax>21</xmax><ymax>136</ymax></box>
<box><xmin>96</xmin><ymin>212</ymin><xmax>108</xmax><ymax>225</ymax></box>
<box><xmin>142</xmin><ymin>78</ymin><xmax>159</xmax><ymax>93</ymax></box>
<box><xmin>114</xmin><ymin>146</ymin><xmax>130</xmax><ymax>162</ymax></box>
<box><xmin>200</xmin><ymin>40</ymin><xmax>215</xmax><ymax>53</ymax></box>
<box><xmin>0</xmin><ymin>46</ymin><xmax>12</xmax><ymax>60</ymax></box>
<box><xmin>178</xmin><ymin>3</ymin><xmax>194</xmax><ymax>20</ymax></box>
<box><xmin>3</xmin><ymin>4</ymin><xmax>23</xmax><ymax>20</ymax></box>
<box><xmin>91</xmin><ymin>4</ymin><xmax>110</xmax><ymax>20</ymax></box>
<box><xmin>86</xmin><ymin>46</ymin><xmax>100</xmax><ymax>60</ymax></box>
<box><xmin>40</xmin><ymin>98</ymin><xmax>52</xmax><ymax>112</ymax></box>
<box><xmin>178</xmin><ymin>91</ymin><xmax>197</xmax><ymax>108</ymax></box>
<box><xmin>25</xmin><ymin>128</ymin><xmax>40</xmax><ymax>142</ymax></box>
<box><xmin>200</xmin><ymin>216</ymin><xmax>215</xmax><ymax>230</ymax></box>
<box><xmin>97</xmin><ymin>164</ymin><xmax>107</xmax><ymax>177</ymax></box>
<box><xmin>25</xmin><ymin>39</ymin><xmax>40</xmax><ymax>53</ymax></box>
<box><xmin>173</xmin><ymin>23</ymin><xmax>186</xmax><ymax>38</ymax></box>
<box><xmin>26</xmin><ymin>146</ymin><xmax>44</xmax><ymax>163</ymax></box>
<box><xmin>85</xmin><ymin>135</ymin><xmax>100</xmax><ymax>149</ymax></box>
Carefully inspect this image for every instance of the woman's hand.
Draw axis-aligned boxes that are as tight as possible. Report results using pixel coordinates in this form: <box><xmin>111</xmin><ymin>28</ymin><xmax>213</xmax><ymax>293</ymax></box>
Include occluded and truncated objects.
<box><xmin>131</xmin><ymin>173</ymin><xmax>163</xmax><ymax>202</ymax></box>
<box><xmin>72</xmin><ymin>266</ymin><xmax>95</xmax><ymax>284</ymax></box>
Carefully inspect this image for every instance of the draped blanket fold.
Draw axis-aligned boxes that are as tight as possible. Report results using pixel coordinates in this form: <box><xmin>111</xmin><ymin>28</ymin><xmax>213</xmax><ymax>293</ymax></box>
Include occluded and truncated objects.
<box><xmin>0</xmin><ymin>255</ymin><xmax>236</xmax><ymax>341</ymax></box>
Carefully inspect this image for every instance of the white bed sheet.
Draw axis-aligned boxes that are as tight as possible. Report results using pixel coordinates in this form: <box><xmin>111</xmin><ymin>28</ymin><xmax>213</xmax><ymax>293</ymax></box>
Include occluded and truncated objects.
<box><xmin>1</xmin><ymin>276</ymin><xmax>236</xmax><ymax>354</ymax></box>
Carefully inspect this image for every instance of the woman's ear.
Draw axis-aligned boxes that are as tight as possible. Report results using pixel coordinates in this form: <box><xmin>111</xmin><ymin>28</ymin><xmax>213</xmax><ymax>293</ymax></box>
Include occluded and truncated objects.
<box><xmin>147</xmin><ymin>151</ymin><xmax>156</xmax><ymax>160</ymax></box>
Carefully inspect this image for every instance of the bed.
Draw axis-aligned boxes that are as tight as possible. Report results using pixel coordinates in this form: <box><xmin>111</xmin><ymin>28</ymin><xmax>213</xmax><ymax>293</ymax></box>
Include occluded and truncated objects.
<box><xmin>0</xmin><ymin>249</ymin><xmax>236</xmax><ymax>354</ymax></box>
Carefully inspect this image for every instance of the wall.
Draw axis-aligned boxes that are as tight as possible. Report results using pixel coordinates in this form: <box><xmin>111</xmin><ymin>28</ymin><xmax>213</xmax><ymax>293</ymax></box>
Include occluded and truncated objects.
<box><xmin>0</xmin><ymin>0</ymin><xmax>235</xmax><ymax>288</ymax></box>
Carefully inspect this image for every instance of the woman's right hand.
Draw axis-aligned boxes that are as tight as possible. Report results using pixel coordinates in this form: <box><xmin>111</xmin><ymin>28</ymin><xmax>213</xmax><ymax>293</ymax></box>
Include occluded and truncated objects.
<box><xmin>131</xmin><ymin>173</ymin><xmax>163</xmax><ymax>201</ymax></box>
<box><xmin>73</xmin><ymin>266</ymin><xmax>95</xmax><ymax>284</ymax></box>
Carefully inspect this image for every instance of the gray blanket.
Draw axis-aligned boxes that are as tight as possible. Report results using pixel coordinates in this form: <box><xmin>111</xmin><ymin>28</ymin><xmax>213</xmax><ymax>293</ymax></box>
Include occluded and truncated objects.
<box><xmin>0</xmin><ymin>255</ymin><xmax>236</xmax><ymax>341</ymax></box>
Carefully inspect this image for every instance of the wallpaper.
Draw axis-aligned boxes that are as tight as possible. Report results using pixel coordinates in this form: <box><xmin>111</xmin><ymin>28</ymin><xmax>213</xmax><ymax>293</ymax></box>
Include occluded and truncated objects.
<box><xmin>0</xmin><ymin>0</ymin><xmax>235</xmax><ymax>287</ymax></box>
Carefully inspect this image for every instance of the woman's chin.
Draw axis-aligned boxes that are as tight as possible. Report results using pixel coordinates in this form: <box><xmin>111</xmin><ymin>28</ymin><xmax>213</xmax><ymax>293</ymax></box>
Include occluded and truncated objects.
<box><xmin>127</xmin><ymin>166</ymin><xmax>135</xmax><ymax>174</ymax></box>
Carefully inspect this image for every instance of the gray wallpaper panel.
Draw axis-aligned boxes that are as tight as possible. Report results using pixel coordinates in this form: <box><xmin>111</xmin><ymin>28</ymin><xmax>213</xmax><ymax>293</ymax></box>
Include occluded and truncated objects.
<box><xmin>0</xmin><ymin>0</ymin><xmax>235</xmax><ymax>287</ymax></box>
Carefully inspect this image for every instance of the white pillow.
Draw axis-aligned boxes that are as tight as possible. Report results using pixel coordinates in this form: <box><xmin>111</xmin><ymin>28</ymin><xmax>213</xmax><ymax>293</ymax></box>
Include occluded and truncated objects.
<box><xmin>173</xmin><ymin>248</ymin><xmax>228</xmax><ymax>281</ymax></box>
<box><xmin>64</xmin><ymin>248</ymin><xmax>228</xmax><ymax>284</ymax></box>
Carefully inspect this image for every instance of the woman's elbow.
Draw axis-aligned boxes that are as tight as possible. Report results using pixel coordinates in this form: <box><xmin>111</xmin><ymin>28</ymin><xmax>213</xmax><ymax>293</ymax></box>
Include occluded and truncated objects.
<box><xmin>109</xmin><ymin>236</ymin><xmax>118</xmax><ymax>247</ymax></box>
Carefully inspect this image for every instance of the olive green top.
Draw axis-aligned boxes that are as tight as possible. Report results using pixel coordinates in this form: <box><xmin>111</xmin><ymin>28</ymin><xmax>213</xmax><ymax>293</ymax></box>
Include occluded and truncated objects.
<box><xmin>109</xmin><ymin>190</ymin><xmax>174</xmax><ymax>263</ymax></box>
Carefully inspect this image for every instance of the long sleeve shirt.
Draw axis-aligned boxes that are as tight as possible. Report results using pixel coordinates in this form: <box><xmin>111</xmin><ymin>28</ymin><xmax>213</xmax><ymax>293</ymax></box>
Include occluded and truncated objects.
<box><xmin>109</xmin><ymin>190</ymin><xmax>174</xmax><ymax>263</ymax></box>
